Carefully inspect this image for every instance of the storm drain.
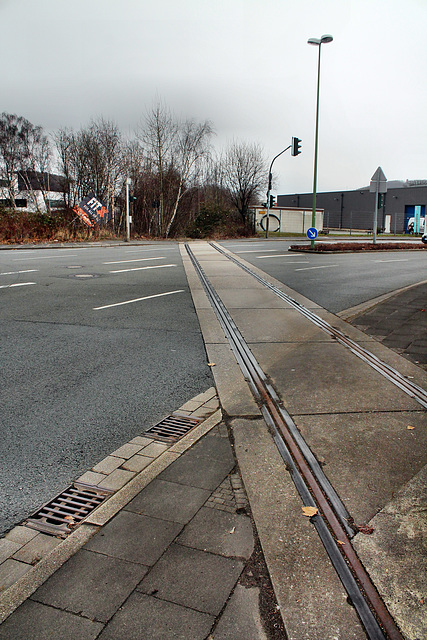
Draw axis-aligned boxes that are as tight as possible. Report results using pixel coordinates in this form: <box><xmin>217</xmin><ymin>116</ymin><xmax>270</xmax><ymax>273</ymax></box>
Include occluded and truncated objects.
<box><xmin>25</xmin><ymin>482</ymin><xmax>113</xmax><ymax>538</ymax></box>
<box><xmin>144</xmin><ymin>414</ymin><xmax>202</xmax><ymax>444</ymax></box>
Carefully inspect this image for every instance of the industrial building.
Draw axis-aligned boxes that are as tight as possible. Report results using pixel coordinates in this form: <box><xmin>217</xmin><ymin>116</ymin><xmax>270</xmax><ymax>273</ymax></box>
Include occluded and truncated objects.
<box><xmin>277</xmin><ymin>180</ymin><xmax>427</xmax><ymax>234</ymax></box>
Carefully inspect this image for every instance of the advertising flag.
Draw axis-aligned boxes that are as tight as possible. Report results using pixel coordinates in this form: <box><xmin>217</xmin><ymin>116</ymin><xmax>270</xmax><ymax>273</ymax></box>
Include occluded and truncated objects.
<box><xmin>74</xmin><ymin>192</ymin><xmax>113</xmax><ymax>227</ymax></box>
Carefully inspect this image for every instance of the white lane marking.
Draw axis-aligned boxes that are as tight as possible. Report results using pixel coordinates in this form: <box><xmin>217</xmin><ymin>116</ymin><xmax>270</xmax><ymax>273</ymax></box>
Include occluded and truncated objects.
<box><xmin>104</xmin><ymin>257</ymin><xmax>165</xmax><ymax>265</ymax></box>
<box><xmin>224</xmin><ymin>243</ymin><xmax>268</xmax><ymax>247</ymax></box>
<box><xmin>294</xmin><ymin>264</ymin><xmax>338</xmax><ymax>271</ymax></box>
<box><xmin>124</xmin><ymin>247</ymin><xmax>176</xmax><ymax>251</ymax></box>
<box><xmin>0</xmin><ymin>269</ymin><xmax>39</xmax><ymax>275</ymax></box>
<box><xmin>13</xmin><ymin>254</ymin><xmax>78</xmax><ymax>261</ymax></box>
<box><xmin>109</xmin><ymin>264</ymin><xmax>176</xmax><ymax>273</ymax></box>
<box><xmin>256</xmin><ymin>254</ymin><xmax>298</xmax><ymax>259</ymax></box>
<box><xmin>94</xmin><ymin>289</ymin><xmax>184</xmax><ymax>310</ymax></box>
<box><xmin>0</xmin><ymin>282</ymin><xmax>37</xmax><ymax>289</ymax></box>
<box><xmin>373</xmin><ymin>259</ymin><xmax>410</xmax><ymax>263</ymax></box>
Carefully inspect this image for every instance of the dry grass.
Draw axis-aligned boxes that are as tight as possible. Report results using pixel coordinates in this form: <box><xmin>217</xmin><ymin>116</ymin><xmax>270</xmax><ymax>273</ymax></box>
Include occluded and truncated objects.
<box><xmin>0</xmin><ymin>208</ymin><xmax>120</xmax><ymax>244</ymax></box>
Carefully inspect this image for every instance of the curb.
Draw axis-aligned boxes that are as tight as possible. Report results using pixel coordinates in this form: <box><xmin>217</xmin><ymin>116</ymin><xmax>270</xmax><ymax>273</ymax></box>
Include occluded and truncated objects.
<box><xmin>338</xmin><ymin>278</ymin><xmax>427</xmax><ymax>320</ymax></box>
<box><xmin>0</xmin><ymin>396</ymin><xmax>222</xmax><ymax>623</ymax></box>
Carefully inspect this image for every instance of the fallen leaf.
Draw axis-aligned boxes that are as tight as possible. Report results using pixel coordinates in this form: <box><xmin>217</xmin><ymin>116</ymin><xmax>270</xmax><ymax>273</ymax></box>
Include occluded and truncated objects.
<box><xmin>407</xmin><ymin>425</ymin><xmax>415</xmax><ymax>430</ymax></box>
<box><xmin>207</xmin><ymin>362</ymin><xmax>216</xmax><ymax>367</ymax></box>
<box><xmin>337</xmin><ymin>540</ymin><xmax>346</xmax><ymax>545</ymax></box>
<box><xmin>229</xmin><ymin>527</ymin><xmax>236</xmax><ymax>534</ymax></box>
<box><xmin>64</xmin><ymin>515</ymin><xmax>75</xmax><ymax>522</ymax></box>
<box><xmin>302</xmin><ymin>506</ymin><xmax>318</xmax><ymax>517</ymax></box>
<box><xmin>358</xmin><ymin>525</ymin><xmax>374</xmax><ymax>535</ymax></box>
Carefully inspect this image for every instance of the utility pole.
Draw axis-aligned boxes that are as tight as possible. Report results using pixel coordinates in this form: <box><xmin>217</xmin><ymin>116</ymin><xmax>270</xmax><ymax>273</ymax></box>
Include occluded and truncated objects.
<box><xmin>265</xmin><ymin>142</ymin><xmax>299</xmax><ymax>238</ymax></box>
<box><xmin>125</xmin><ymin>177</ymin><xmax>131</xmax><ymax>242</ymax></box>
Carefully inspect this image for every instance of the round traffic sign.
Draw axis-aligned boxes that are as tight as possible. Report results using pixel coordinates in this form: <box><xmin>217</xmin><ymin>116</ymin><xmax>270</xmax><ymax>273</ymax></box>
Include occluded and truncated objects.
<box><xmin>307</xmin><ymin>227</ymin><xmax>318</xmax><ymax>240</ymax></box>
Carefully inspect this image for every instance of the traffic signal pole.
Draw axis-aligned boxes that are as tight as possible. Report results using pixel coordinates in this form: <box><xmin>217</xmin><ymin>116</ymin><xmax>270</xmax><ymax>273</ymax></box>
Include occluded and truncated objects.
<box><xmin>265</xmin><ymin>145</ymin><xmax>291</xmax><ymax>238</ymax></box>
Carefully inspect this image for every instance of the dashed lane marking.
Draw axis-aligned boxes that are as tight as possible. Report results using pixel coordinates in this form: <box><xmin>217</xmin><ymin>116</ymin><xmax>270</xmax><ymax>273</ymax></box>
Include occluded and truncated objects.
<box><xmin>0</xmin><ymin>270</ymin><xmax>39</xmax><ymax>275</ymax></box>
<box><xmin>294</xmin><ymin>264</ymin><xmax>338</xmax><ymax>271</ymax></box>
<box><xmin>0</xmin><ymin>282</ymin><xmax>37</xmax><ymax>289</ymax></box>
<box><xmin>256</xmin><ymin>254</ymin><xmax>304</xmax><ymax>259</ymax></box>
<box><xmin>93</xmin><ymin>289</ymin><xmax>184</xmax><ymax>310</ymax></box>
<box><xmin>103</xmin><ymin>257</ymin><xmax>165</xmax><ymax>264</ymax></box>
<box><xmin>12</xmin><ymin>254</ymin><xmax>78</xmax><ymax>261</ymax></box>
<box><xmin>109</xmin><ymin>264</ymin><xmax>176</xmax><ymax>273</ymax></box>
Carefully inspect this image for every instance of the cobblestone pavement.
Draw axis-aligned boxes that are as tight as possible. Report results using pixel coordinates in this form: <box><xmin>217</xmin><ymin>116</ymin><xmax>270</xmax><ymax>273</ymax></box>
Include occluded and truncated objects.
<box><xmin>350</xmin><ymin>283</ymin><xmax>427</xmax><ymax>371</ymax></box>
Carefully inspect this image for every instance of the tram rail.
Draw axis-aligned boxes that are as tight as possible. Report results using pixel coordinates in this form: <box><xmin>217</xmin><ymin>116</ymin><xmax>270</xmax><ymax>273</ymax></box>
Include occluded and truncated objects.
<box><xmin>210</xmin><ymin>241</ymin><xmax>427</xmax><ymax>410</ymax></box>
<box><xmin>186</xmin><ymin>242</ymin><xmax>407</xmax><ymax>640</ymax></box>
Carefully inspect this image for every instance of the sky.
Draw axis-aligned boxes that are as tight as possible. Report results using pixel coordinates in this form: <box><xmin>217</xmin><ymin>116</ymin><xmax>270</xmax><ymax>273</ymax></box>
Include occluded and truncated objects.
<box><xmin>1</xmin><ymin>0</ymin><xmax>426</xmax><ymax>195</ymax></box>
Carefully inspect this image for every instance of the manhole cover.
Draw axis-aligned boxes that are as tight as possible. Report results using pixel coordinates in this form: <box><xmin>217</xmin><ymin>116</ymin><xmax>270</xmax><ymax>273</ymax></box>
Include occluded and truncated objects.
<box><xmin>145</xmin><ymin>414</ymin><xmax>202</xmax><ymax>443</ymax></box>
<box><xmin>25</xmin><ymin>482</ymin><xmax>113</xmax><ymax>538</ymax></box>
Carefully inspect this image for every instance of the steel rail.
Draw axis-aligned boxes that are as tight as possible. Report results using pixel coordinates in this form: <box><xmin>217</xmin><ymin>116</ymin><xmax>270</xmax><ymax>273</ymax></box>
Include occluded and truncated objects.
<box><xmin>210</xmin><ymin>242</ymin><xmax>427</xmax><ymax>410</ymax></box>
<box><xmin>186</xmin><ymin>243</ymin><xmax>404</xmax><ymax>640</ymax></box>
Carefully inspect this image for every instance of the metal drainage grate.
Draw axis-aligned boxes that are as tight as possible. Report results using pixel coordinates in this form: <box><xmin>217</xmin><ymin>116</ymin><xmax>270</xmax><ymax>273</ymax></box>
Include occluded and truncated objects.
<box><xmin>145</xmin><ymin>414</ymin><xmax>202</xmax><ymax>444</ymax></box>
<box><xmin>25</xmin><ymin>482</ymin><xmax>113</xmax><ymax>538</ymax></box>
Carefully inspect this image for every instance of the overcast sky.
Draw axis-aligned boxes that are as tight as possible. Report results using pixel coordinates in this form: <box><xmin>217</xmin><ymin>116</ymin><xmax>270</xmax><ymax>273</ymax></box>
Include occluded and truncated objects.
<box><xmin>1</xmin><ymin>0</ymin><xmax>426</xmax><ymax>195</ymax></box>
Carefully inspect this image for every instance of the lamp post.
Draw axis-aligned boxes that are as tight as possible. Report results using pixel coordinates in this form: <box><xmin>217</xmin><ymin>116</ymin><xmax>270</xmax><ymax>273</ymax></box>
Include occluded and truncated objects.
<box><xmin>308</xmin><ymin>34</ymin><xmax>333</xmax><ymax>248</ymax></box>
<box><xmin>125</xmin><ymin>177</ymin><xmax>131</xmax><ymax>242</ymax></box>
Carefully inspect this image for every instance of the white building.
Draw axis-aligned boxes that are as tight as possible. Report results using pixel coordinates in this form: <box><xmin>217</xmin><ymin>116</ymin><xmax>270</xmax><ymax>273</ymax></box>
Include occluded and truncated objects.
<box><xmin>252</xmin><ymin>206</ymin><xmax>324</xmax><ymax>234</ymax></box>
<box><xmin>0</xmin><ymin>171</ymin><xmax>66</xmax><ymax>213</ymax></box>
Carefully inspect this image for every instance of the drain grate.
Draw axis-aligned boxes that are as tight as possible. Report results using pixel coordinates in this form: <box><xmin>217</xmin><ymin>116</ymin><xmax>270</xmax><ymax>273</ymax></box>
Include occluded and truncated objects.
<box><xmin>25</xmin><ymin>482</ymin><xmax>113</xmax><ymax>538</ymax></box>
<box><xmin>144</xmin><ymin>414</ymin><xmax>202</xmax><ymax>444</ymax></box>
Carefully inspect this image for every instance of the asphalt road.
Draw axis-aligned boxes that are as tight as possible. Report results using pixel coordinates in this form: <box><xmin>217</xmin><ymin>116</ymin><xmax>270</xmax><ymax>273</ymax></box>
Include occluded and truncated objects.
<box><xmin>219</xmin><ymin>239</ymin><xmax>427</xmax><ymax>313</ymax></box>
<box><xmin>1</xmin><ymin>238</ymin><xmax>425</xmax><ymax>536</ymax></box>
<box><xmin>0</xmin><ymin>243</ymin><xmax>213</xmax><ymax>535</ymax></box>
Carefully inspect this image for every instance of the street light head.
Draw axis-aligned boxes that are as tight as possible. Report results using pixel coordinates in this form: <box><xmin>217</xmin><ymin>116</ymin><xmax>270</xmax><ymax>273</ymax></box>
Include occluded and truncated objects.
<box><xmin>308</xmin><ymin>35</ymin><xmax>333</xmax><ymax>46</ymax></box>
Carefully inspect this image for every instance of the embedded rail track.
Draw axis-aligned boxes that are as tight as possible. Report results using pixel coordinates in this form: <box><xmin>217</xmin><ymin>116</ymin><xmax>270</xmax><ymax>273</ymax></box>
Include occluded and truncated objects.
<box><xmin>210</xmin><ymin>241</ymin><xmax>427</xmax><ymax>410</ymax></box>
<box><xmin>186</xmin><ymin>243</ymin><xmax>408</xmax><ymax>640</ymax></box>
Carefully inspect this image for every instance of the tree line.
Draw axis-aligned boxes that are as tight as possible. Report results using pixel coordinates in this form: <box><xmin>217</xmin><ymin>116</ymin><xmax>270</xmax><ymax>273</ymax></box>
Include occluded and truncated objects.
<box><xmin>0</xmin><ymin>105</ymin><xmax>269</xmax><ymax>238</ymax></box>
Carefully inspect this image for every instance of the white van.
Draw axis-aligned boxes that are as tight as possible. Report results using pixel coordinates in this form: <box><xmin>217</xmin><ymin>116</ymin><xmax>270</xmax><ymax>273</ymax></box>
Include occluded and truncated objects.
<box><xmin>407</xmin><ymin>217</ymin><xmax>425</xmax><ymax>234</ymax></box>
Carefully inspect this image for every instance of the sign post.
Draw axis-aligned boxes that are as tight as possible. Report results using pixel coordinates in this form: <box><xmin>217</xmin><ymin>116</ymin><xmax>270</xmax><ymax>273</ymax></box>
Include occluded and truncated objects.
<box><xmin>125</xmin><ymin>178</ymin><xmax>131</xmax><ymax>242</ymax></box>
<box><xmin>369</xmin><ymin>167</ymin><xmax>387</xmax><ymax>244</ymax></box>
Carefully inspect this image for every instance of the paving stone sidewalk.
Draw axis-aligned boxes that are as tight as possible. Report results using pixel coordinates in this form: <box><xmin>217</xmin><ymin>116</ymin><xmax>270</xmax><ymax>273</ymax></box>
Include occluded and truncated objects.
<box><xmin>0</xmin><ymin>426</ymin><xmax>283</xmax><ymax>640</ymax></box>
<box><xmin>350</xmin><ymin>283</ymin><xmax>427</xmax><ymax>371</ymax></box>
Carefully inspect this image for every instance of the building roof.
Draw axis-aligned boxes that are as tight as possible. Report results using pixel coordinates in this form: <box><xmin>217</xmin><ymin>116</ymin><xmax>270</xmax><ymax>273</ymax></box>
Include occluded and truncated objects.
<box><xmin>17</xmin><ymin>170</ymin><xmax>66</xmax><ymax>193</ymax></box>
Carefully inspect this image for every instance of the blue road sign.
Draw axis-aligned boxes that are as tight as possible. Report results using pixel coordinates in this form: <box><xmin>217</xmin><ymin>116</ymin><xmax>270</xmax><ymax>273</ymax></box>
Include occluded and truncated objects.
<box><xmin>307</xmin><ymin>227</ymin><xmax>318</xmax><ymax>240</ymax></box>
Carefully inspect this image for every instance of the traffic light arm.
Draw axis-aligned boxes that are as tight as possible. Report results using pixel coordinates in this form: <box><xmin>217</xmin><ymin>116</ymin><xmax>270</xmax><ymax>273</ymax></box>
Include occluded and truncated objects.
<box><xmin>265</xmin><ymin>141</ymin><xmax>299</xmax><ymax>238</ymax></box>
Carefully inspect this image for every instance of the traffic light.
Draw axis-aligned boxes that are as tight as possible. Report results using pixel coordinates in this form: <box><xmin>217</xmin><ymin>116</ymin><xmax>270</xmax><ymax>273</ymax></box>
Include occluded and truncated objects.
<box><xmin>270</xmin><ymin>195</ymin><xmax>276</xmax><ymax>208</ymax></box>
<box><xmin>291</xmin><ymin>137</ymin><xmax>302</xmax><ymax>156</ymax></box>
<box><xmin>129</xmin><ymin>196</ymin><xmax>137</xmax><ymax>202</ymax></box>
<box><xmin>377</xmin><ymin>193</ymin><xmax>384</xmax><ymax>208</ymax></box>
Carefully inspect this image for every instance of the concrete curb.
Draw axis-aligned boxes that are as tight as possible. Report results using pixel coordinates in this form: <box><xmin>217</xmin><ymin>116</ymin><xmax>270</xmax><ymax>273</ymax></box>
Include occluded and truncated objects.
<box><xmin>338</xmin><ymin>278</ymin><xmax>427</xmax><ymax>320</ymax></box>
<box><xmin>0</xmin><ymin>404</ymin><xmax>222</xmax><ymax>623</ymax></box>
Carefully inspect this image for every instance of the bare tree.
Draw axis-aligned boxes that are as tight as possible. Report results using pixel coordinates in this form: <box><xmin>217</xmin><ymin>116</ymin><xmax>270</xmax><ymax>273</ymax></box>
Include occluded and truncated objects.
<box><xmin>137</xmin><ymin>101</ymin><xmax>177</xmax><ymax>236</ymax></box>
<box><xmin>137</xmin><ymin>102</ymin><xmax>213</xmax><ymax>237</ymax></box>
<box><xmin>55</xmin><ymin>119</ymin><xmax>125</xmax><ymax>215</ymax></box>
<box><xmin>19</xmin><ymin>124</ymin><xmax>53</xmax><ymax>212</ymax></box>
<box><xmin>220</xmin><ymin>141</ymin><xmax>268</xmax><ymax>226</ymax></box>
<box><xmin>0</xmin><ymin>112</ymin><xmax>51</xmax><ymax>210</ymax></box>
<box><xmin>165</xmin><ymin>118</ymin><xmax>213</xmax><ymax>237</ymax></box>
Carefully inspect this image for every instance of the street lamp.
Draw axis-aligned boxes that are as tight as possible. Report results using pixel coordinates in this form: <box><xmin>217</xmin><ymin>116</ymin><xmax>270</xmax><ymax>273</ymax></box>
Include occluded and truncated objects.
<box><xmin>125</xmin><ymin>177</ymin><xmax>131</xmax><ymax>242</ymax></box>
<box><xmin>308</xmin><ymin>34</ymin><xmax>333</xmax><ymax>248</ymax></box>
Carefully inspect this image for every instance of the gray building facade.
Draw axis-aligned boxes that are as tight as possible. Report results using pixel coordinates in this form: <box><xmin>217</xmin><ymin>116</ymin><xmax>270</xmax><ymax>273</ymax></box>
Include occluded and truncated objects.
<box><xmin>277</xmin><ymin>181</ymin><xmax>427</xmax><ymax>233</ymax></box>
